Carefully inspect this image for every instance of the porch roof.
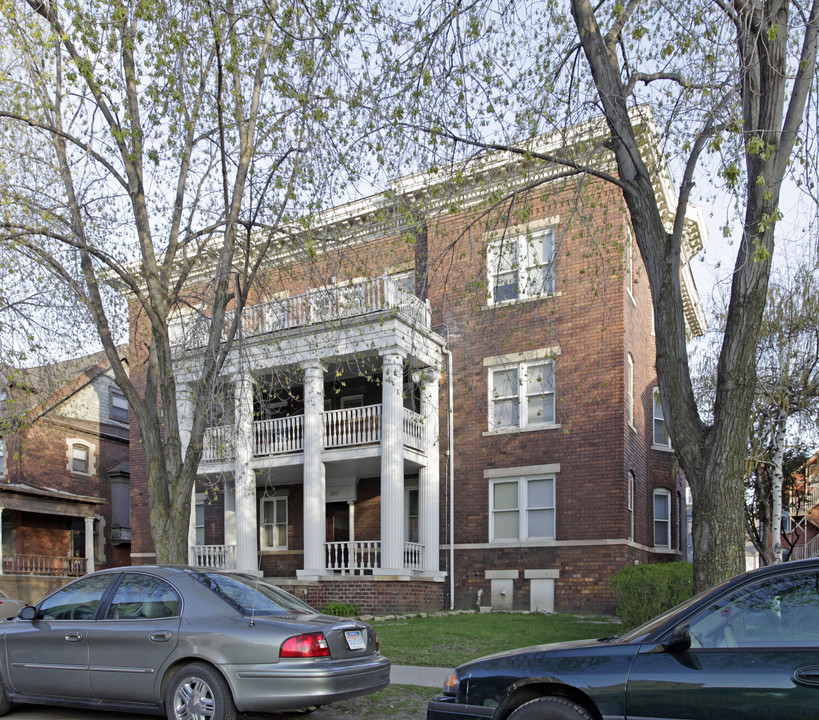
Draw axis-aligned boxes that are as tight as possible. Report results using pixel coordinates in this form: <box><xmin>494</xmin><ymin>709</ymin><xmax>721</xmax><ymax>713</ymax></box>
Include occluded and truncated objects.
<box><xmin>0</xmin><ymin>482</ymin><xmax>104</xmax><ymax>517</ymax></box>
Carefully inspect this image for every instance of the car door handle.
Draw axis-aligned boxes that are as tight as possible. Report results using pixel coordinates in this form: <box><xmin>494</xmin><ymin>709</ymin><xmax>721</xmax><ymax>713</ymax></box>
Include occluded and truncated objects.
<box><xmin>794</xmin><ymin>666</ymin><xmax>819</xmax><ymax>687</ymax></box>
<box><xmin>64</xmin><ymin>632</ymin><xmax>83</xmax><ymax>642</ymax></box>
<box><xmin>150</xmin><ymin>631</ymin><xmax>172</xmax><ymax>642</ymax></box>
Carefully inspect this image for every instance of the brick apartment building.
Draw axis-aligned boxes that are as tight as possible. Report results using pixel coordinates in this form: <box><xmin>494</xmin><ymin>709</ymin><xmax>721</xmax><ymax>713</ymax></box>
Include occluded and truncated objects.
<box><xmin>128</xmin><ymin>118</ymin><xmax>706</xmax><ymax>614</ymax></box>
<box><xmin>0</xmin><ymin>351</ymin><xmax>131</xmax><ymax>601</ymax></box>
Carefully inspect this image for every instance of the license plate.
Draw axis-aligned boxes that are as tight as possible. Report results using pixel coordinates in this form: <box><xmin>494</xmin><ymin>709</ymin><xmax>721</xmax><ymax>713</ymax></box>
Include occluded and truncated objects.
<box><xmin>344</xmin><ymin>629</ymin><xmax>366</xmax><ymax>650</ymax></box>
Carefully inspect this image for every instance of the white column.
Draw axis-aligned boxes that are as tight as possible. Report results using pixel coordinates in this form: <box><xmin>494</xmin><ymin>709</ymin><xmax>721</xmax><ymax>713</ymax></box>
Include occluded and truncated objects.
<box><xmin>85</xmin><ymin>516</ymin><xmax>95</xmax><ymax>573</ymax></box>
<box><xmin>234</xmin><ymin>370</ymin><xmax>259</xmax><ymax>574</ymax></box>
<box><xmin>378</xmin><ymin>350</ymin><xmax>406</xmax><ymax>575</ymax></box>
<box><xmin>188</xmin><ymin>487</ymin><xmax>197</xmax><ymax>565</ymax></box>
<box><xmin>298</xmin><ymin>360</ymin><xmax>326</xmax><ymax>579</ymax></box>
<box><xmin>177</xmin><ymin>382</ymin><xmax>195</xmax><ymax>455</ymax></box>
<box><xmin>419</xmin><ymin>368</ymin><xmax>441</xmax><ymax>575</ymax></box>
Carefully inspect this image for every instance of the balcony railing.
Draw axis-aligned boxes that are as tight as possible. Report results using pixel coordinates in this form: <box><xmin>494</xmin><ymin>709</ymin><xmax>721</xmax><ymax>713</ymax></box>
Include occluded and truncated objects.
<box><xmin>790</xmin><ymin>535</ymin><xmax>819</xmax><ymax>561</ymax></box>
<box><xmin>1</xmin><ymin>554</ymin><xmax>87</xmax><ymax>576</ymax></box>
<box><xmin>172</xmin><ymin>273</ymin><xmax>431</xmax><ymax>348</ymax></box>
<box><xmin>254</xmin><ymin>415</ymin><xmax>304</xmax><ymax>456</ymax></box>
<box><xmin>201</xmin><ymin>403</ymin><xmax>425</xmax><ymax>464</ymax></box>
<box><xmin>403</xmin><ymin>542</ymin><xmax>424</xmax><ymax>570</ymax></box>
<box><xmin>791</xmin><ymin>482</ymin><xmax>819</xmax><ymax>516</ymax></box>
<box><xmin>192</xmin><ymin>544</ymin><xmax>237</xmax><ymax>569</ymax></box>
<box><xmin>324</xmin><ymin>405</ymin><xmax>382</xmax><ymax>448</ymax></box>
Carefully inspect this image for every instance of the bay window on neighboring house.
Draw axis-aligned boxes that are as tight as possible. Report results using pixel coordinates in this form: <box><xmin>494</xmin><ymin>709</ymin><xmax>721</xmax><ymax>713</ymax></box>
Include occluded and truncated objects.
<box><xmin>260</xmin><ymin>496</ymin><xmax>288</xmax><ymax>550</ymax></box>
<box><xmin>654</xmin><ymin>488</ymin><xmax>671</xmax><ymax>548</ymax></box>
<box><xmin>653</xmin><ymin>387</ymin><xmax>672</xmax><ymax>449</ymax></box>
<box><xmin>490</xmin><ymin>474</ymin><xmax>556</xmax><ymax>542</ymax></box>
<box><xmin>487</xmin><ymin>221</ymin><xmax>556</xmax><ymax>305</ymax></box>
<box><xmin>487</xmin><ymin>357</ymin><xmax>556</xmax><ymax>432</ymax></box>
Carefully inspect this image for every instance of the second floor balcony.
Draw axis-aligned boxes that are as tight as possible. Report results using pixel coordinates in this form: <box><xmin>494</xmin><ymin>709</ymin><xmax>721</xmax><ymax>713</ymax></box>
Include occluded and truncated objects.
<box><xmin>201</xmin><ymin>402</ymin><xmax>424</xmax><ymax>464</ymax></box>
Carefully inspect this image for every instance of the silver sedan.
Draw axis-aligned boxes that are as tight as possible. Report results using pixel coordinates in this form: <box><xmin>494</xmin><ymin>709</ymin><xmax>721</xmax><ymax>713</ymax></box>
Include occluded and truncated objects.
<box><xmin>0</xmin><ymin>566</ymin><xmax>390</xmax><ymax>720</ymax></box>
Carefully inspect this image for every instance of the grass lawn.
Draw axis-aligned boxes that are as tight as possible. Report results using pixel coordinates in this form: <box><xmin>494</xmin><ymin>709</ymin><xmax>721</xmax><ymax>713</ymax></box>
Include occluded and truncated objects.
<box><xmin>372</xmin><ymin>611</ymin><xmax>621</xmax><ymax>668</ymax></box>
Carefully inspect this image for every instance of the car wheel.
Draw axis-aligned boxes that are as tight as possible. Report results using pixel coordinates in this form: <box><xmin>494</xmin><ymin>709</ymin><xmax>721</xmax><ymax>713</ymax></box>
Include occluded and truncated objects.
<box><xmin>165</xmin><ymin>663</ymin><xmax>237</xmax><ymax>720</ymax></box>
<box><xmin>0</xmin><ymin>677</ymin><xmax>11</xmax><ymax>716</ymax></box>
<box><xmin>508</xmin><ymin>696</ymin><xmax>593</xmax><ymax>720</ymax></box>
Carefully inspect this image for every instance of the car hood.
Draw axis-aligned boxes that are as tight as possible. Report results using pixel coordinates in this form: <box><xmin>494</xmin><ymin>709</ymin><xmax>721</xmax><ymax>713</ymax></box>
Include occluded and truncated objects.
<box><xmin>458</xmin><ymin>637</ymin><xmax>616</xmax><ymax>672</ymax></box>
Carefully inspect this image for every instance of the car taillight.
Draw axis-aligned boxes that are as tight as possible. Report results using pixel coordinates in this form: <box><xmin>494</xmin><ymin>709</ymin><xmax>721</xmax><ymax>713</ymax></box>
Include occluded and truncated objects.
<box><xmin>443</xmin><ymin>671</ymin><xmax>459</xmax><ymax>696</ymax></box>
<box><xmin>373</xmin><ymin>629</ymin><xmax>379</xmax><ymax>652</ymax></box>
<box><xmin>280</xmin><ymin>632</ymin><xmax>331</xmax><ymax>658</ymax></box>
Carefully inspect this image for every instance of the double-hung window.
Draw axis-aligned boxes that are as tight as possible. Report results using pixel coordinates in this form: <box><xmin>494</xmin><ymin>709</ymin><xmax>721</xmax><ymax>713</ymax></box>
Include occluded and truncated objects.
<box><xmin>487</xmin><ymin>225</ymin><xmax>555</xmax><ymax>304</ymax></box>
<box><xmin>653</xmin><ymin>388</ymin><xmax>671</xmax><ymax>448</ymax></box>
<box><xmin>490</xmin><ymin>476</ymin><xmax>556</xmax><ymax>542</ymax></box>
<box><xmin>489</xmin><ymin>360</ymin><xmax>555</xmax><ymax>431</ymax></box>
<box><xmin>260</xmin><ymin>497</ymin><xmax>288</xmax><ymax>550</ymax></box>
<box><xmin>654</xmin><ymin>489</ymin><xmax>671</xmax><ymax>547</ymax></box>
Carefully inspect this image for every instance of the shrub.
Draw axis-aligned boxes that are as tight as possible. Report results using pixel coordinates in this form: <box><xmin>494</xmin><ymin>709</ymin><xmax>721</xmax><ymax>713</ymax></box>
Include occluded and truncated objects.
<box><xmin>321</xmin><ymin>601</ymin><xmax>359</xmax><ymax>617</ymax></box>
<box><xmin>610</xmin><ymin>562</ymin><xmax>693</xmax><ymax>630</ymax></box>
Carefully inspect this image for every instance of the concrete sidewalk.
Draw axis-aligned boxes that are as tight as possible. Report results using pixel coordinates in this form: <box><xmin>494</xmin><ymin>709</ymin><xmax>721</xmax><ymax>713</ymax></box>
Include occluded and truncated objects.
<box><xmin>390</xmin><ymin>664</ymin><xmax>451</xmax><ymax>688</ymax></box>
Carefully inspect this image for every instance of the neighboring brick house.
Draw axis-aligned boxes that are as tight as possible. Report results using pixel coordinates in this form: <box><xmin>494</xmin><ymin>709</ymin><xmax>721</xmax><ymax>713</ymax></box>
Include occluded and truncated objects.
<box><xmin>0</xmin><ymin>351</ymin><xmax>131</xmax><ymax>601</ymax></box>
<box><xmin>785</xmin><ymin>453</ymin><xmax>819</xmax><ymax>561</ymax></box>
<box><xmin>128</xmin><ymin>117</ymin><xmax>705</xmax><ymax>614</ymax></box>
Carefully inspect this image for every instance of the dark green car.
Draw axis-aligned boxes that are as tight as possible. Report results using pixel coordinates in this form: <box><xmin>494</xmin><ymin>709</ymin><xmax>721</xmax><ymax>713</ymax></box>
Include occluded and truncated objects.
<box><xmin>428</xmin><ymin>558</ymin><xmax>819</xmax><ymax>720</ymax></box>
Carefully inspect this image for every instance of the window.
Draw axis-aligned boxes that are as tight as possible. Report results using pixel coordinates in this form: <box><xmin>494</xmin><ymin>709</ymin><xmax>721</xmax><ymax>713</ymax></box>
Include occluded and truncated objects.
<box><xmin>110</xmin><ymin>388</ymin><xmax>129</xmax><ymax>423</ymax></box>
<box><xmin>67</xmin><ymin>440</ymin><xmax>94</xmax><ymax>475</ymax></box>
<box><xmin>260</xmin><ymin>497</ymin><xmax>288</xmax><ymax>550</ymax></box>
<box><xmin>687</xmin><ymin>569</ymin><xmax>819</xmax><ymax>648</ymax></box>
<box><xmin>653</xmin><ymin>388</ymin><xmax>671</xmax><ymax>448</ymax></box>
<box><xmin>38</xmin><ymin>573</ymin><xmax>115</xmax><ymax>620</ymax></box>
<box><xmin>105</xmin><ymin>573</ymin><xmax>181</xmax><ymax>619</ymax></box>
<box><xmin>625</xmin><ymin>228</ymin><xmax>634</xmax><ymax>299</ymax></box>
<box><xmin>627</xmin><ymin>471</ymin><xmax>635</xmax><ymax>541</ymax></box>
<box><xmin>487</xmin><ymin>226</ymin><xmax>555</xmax><ymax>304</ymax></box>
<box><xmin>195</xmin><ymin>495</ymin><xmax>205</xmax><ymax>546</ymax></box>
<box><xmin>626</xmin><ymin>354</ymin><xmax>634</xmax><ymax>428</ymax></box>
<box><xmin>654</xmin><ymin>489</ymin><xmax>671</xmax><ymax>547</ymax></box>
<box><xmin>490</xmin><ymin>476</ymin><xmax>555</xmax><ymax>542</ymax></box>
<box><xmin>405</xmin><ymin>487</ymin><xmax>419</xmax><ymax>543</ymax></box>
<box><xmin>489</xmin><ymin>360</ymin><xmax>555</xmax><ymax>431</ymax></box>
<box><xmin>0</xmin><ymin>437</ymin><xmax>4</xmax><ymax>476</ymax></box>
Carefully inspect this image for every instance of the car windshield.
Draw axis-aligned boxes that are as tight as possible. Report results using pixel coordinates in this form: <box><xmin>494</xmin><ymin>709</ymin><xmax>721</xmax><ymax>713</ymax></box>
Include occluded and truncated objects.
<box><xmin>194</xmin><ymin>572</ymin><xmax>317</xmax><ymax>616</ymax></box>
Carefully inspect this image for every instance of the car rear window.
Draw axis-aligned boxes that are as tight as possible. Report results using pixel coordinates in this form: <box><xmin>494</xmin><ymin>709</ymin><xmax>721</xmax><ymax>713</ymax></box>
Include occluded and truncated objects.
<box><xmin>193</xmin><ymin>571</ymin><xmax>317</xmax><ymax>616</ymax></box>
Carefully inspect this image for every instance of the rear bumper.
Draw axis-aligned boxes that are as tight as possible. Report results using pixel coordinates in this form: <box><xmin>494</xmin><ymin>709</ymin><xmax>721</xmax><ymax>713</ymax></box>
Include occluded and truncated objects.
<box><xmin>427</xmin><ymin>694</ymin><xmax>494</xmax><ymax>720</ymax></box>
<box><xmin>223</xmin><ymin>654</ymin><xmax>391</xmax><ymax>712</ymax></box>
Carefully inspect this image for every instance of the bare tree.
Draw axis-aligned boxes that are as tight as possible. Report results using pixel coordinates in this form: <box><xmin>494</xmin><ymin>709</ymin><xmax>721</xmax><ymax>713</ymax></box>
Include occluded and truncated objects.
<box><xmin>0</xmin><ymin>0</ymin><xmax>379</xmax><ymax>562</ymax></box>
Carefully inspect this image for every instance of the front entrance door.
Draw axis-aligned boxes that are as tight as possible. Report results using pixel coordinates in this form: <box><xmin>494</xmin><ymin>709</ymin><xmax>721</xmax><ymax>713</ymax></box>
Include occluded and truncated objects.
<box><xmin>325</xmin><ymin>502</ymin><xmax>351</xmax><ymax>572</ymax></box>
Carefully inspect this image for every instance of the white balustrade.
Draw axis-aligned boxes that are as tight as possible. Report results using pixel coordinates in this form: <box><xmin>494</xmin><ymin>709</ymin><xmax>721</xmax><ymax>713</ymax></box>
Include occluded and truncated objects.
<box><xmin>403</xmin><ymin>408</ymin><xmax>424</xmax><ymax>451</ymax></box>
<box><xmin>326</xmin><ymin>541</ymin><xmax>381</xmax><ymax>574</ymax></box>
<box><xmin>403</xmin><ymin>542</ymin><xmax>424</xmax><ymax>571</ymax></box>
<box><xmin>201</xmin><ymin>424</ymin><xmax>234</xmax><ymax>462</ymax></box>
<box><xmin>323</xmin><ymin>405</ymin><xmax>382</xmax><ymax>448</ymax></box>
<box><xmin>2</xmin><ymin>554</ymin><xmax>86</xmax><ymax>576</ymax></box>
<box><xmin>193</xmin><ymin>544</ymin><xmax>237</xmax><ymax>569</ymax></box>
<box><xmin>173</xmin><ymin>274</ymin><xmax>430</xmax><ymax>348</ymax></box>
<box><xmin>254</xmin><ymin>415</ymin><xmax>304</xmax><ymax>455</ymax></box>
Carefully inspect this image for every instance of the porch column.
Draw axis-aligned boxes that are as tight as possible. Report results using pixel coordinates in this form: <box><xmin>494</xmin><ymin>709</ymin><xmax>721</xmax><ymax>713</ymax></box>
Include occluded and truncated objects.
<box><xmin>85</xmin><ymin>516</ymin><xmax>95</xmax><ymax>573</ymax></box>
<box><xmin>188</xmin><ymin>486</ymin><xmax>197</xmax><ymax>565</ymax></box>
<box><xmin>378</xmin><ymin>350</ymin><xmax>406</xmax><ymax>575</ymax></box>
<box><xmin>419</xmin><ymin>368</ymin><xmax>441</xmax><ymax>575</ymax></box>
<box><xmin>234</xmin><ymin>370</ymin><xmax>259</xmax><ymax>574</ymax></box>
<box><xmin>298</xmin><ymin>360</ymin><xmax>326</xmax><ymax>579</ymax></box>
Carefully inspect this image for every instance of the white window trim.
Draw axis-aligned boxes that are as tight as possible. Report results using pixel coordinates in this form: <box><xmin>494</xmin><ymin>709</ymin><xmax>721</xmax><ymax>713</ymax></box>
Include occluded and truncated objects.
<box><xmin>486</xmin><ymin>359</ymin><xmax>557</xmax><ymax>433</ymax></box>
<box><xmin>627</xmin><ymin>471</ymin><xmax>635</xmax><ymax>541</ymax></box>
<box><xmin>66</xmin><ymin>439</ymin><xmax>95</xmax><ymax>476</ymax></box>
<box><xmin>625</xmin><ymin>227</ymin><xmax>636</xmax><ymax>305</ymax></box>
<box><xmin>260</xmin><ymin>496</ymin><xmax>288</xmax><ymax>550</ymax></box>
<box><xmin>110</xmin><ymin>387</ymin><xmax>129</xmax><ymax>424</ymax></box>
<box><xmin>194</xmin><ymin>493</ymin><xmax>206</xmax><ymax>546</ymax></box>
<box><xmin>652</xmin><ymin>387</ymin><xmax>672</xmax><ymax>450</ymax></box>
<box><xmin>489</xmin><ymin>474</ymin><xmax>556</xmax><ymax>543</ymax></box>
<box><xmin>486</xmin><ymin>218</ymin><xmax>558</xmax><ymax>307</ymax></box>
<box><xmin>654</xmin><ymin>488</ymin><xmax>672</xmax><ymax>548</ymax></box>
<box><xmin>0</xmin><ymin>436</ymin><xmax>5</xmax><ymax>477</ymax></box>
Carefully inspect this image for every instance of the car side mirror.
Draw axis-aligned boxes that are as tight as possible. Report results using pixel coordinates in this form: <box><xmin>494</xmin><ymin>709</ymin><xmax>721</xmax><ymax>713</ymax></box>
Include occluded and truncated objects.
<box><xmin>18</xmin><ymin>606</ymin><xmax>37</xmax><ymax>621</ymax></box>
<box><xmin>662</xmin><ymin>623</ymin><xmax>692</xmax><ymax>654</ymax></box>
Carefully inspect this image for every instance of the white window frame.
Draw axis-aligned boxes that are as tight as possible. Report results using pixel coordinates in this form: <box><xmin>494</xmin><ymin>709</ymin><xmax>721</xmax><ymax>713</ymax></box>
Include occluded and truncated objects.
<box><xmin>260</xmin><ymin>496</ymin><xmax>288</xmax><ymax>550</ymax></box>
<box><xmin>652</xmin><ymin>387</ymin><xmax>672</xmax><ymax>449</ymax></box>
<box><xmin>654</xmin><ymin>488</ymin><xmax>672</xmax><ymax>548</ymax></box>
<box><xmin>0</xmin><ymin>436</ymin><xmax>4</xmax><ymax>477</ymax></box>
<box><xmin>405</xmin><ymin>486</ymin><xmax>419</xmax><ymax>543</ymax></box>
<box><xmin>194</xmin><ymin>493</ymin><xmax>205</xmax><ymax>546</ymax></box>
<box><xmin>67</xmin><ymin>439</ymin><xmax>95</xmax><ymax>476</ymax></box>
<box><xmin>487</xmin><ymin>224</ymin><xmax>556</xmax><ymax>306</ymax></box>
<box><xmin>489</xmin><ymin>475</ymin><xmax>556</xmax><ymax>542</ymax></box>
<box><xmin>488</xmin><ymin>360</ymin><xmax>556</xmax><ymax>432</ymax></box>
<box><xmin>625</xmin><ymin>228</ymin><xmax>635</xmax><ymax>302</ymax></box>
<box><xmin>627</xmin><ymin>471</ymin><xmax>635</xmax><ymax>541</ymax></box>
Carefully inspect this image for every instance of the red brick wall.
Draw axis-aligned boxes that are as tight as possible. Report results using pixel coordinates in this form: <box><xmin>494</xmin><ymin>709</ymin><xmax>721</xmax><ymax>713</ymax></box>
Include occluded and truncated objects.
<box><xmin>278</xmin><ymin>578</ymin><xmax>445</xmax><ymax>615</ymax></box>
